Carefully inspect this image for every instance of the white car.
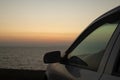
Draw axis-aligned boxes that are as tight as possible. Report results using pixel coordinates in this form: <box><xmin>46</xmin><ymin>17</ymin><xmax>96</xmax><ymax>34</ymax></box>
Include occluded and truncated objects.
<box><xmin>44</xmin><ymin>6</ymin><xmax>120</xmax><ymax>80</ymax></box>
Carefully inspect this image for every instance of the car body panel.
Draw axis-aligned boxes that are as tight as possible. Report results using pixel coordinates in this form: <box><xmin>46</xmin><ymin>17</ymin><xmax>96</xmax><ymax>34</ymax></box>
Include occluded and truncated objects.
<box><xmin>100</xmin><ymin>27</ymin><xmax>120</xmax><ymax>80</ymax></box>
<box><xmin>46</xmin><ymin>63</ymin><xmax>101</xmax><ymax>80</ymax></box>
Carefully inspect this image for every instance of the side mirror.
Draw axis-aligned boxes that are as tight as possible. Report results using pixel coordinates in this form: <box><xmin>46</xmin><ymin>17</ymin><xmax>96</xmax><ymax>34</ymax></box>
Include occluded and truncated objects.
<box><xmin>44</xmin><ymin>51</ymin><xmax>61</xmax><ymax>63</ymax></box>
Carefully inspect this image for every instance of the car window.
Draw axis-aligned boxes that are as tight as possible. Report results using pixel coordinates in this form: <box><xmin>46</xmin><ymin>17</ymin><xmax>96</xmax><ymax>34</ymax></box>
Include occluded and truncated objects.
<box><xmin>68</xmin><ymin>22</ymin><xmax>118</xmax><ymax>71</ymax></box>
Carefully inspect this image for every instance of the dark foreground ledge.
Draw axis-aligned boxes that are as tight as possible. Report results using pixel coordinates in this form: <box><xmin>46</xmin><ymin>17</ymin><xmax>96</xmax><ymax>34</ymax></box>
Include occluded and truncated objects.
<box><xmin>0</xmin><ymin>68</ymin><xmax>47</xmax><ymax>80</ymax></box>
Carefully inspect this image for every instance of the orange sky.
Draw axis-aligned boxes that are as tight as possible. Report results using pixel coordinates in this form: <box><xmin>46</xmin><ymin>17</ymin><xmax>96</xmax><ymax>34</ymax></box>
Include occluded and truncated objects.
<box><xmin>0</xmin><ymin>0</ymin><xmax>119</xmax><ymax>47</ymax></box>
<box><xmin>0</xmin><ymin>32</ymin><xmax>78</xmax><ymax>43</ymax></box>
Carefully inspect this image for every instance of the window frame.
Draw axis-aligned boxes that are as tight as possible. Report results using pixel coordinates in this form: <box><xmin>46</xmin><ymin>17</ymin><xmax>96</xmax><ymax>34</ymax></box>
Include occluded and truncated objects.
<box><xmin>66</xmin><ymin>22</ymin><xmax>119</xmax><ymax>71</ymax></box>
<box><xmin>62</xmin><ymin>6</ymin><xmax>120</xmax><ymax>72</ymax></box>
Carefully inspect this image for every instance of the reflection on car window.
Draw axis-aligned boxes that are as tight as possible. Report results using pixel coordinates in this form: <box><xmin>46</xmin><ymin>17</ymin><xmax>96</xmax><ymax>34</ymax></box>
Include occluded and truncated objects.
<box><xmin>68</xmin><ymin>22</ymin><xmax>118</xmax><ymax>70</ymax></box>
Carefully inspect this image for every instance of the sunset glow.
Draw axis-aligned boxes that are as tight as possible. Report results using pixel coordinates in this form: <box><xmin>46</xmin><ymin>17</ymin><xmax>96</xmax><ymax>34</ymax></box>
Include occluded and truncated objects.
<box><xmin>0</xmin><ymin>32</ymin><xmax>78</xmax><ymax>43</ymax></box>
<box><xmin>0</xmin><ymin>0</ymin><xmax>120</xmax><ymax>47</ymax></box>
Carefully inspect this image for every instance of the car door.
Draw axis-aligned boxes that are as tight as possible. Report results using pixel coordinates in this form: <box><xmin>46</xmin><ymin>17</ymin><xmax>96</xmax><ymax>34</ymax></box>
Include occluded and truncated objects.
<box><xmin>46</xmin><ymin>21</ymin><xmax>119</xmax><ymax>80</ymax></box>
<box><xmin>100</xmin><ymin>25</ymin><xmax>120</xmax><ymax>80</ymax></box>
<box><xmin>65</xmin><ymin>21</ymin><xmax>120</xmax><ymax>80</ymax></box>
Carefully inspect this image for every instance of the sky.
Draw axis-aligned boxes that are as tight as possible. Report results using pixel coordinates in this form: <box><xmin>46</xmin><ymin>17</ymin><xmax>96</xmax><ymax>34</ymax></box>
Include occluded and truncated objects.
<box><xmin>0</xmin><ymin>0</ymin><xmax>120</xmax><ymax>47</ymax></box>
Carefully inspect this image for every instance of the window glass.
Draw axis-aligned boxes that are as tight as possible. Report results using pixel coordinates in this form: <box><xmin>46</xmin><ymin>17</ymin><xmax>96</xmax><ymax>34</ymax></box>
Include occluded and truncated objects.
<box><xmin>68</xmin><ymin>22</ymin><xmax>118</xmax><ymax>70</ymax></box>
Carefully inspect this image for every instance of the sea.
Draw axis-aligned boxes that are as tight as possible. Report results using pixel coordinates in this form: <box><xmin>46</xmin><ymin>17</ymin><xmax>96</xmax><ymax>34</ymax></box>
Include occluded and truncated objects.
<box><xmin>0</xmin><ymin>46</ymin><xmax>68</xmax><ymax>70</ymax></box>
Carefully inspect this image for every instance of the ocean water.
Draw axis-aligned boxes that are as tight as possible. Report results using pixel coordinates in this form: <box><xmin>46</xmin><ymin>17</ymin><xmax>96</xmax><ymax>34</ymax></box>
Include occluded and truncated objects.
<box><xmin>0</xmin><ymin>46</ymin><xmax>68</xmax><ymax>70</ymax></box>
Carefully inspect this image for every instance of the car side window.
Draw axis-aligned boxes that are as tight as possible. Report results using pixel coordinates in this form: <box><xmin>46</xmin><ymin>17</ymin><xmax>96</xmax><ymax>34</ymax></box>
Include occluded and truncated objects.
<box><xmin>68</xmin><ymin>22</ymin><xmax>118</xmax><ymax>71</ymax></box>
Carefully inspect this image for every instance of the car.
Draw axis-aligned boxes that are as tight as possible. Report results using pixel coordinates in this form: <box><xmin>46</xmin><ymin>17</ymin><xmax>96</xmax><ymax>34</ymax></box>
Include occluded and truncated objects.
<box><xmin>44</xmin><ymin>6</ymin><xmax>120</xmax><ymax>80</ymax></box>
